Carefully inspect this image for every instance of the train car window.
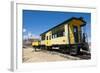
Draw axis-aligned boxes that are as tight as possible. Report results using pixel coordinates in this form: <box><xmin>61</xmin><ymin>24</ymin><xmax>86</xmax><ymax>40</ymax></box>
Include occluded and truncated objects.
<box><xmin>52</xmin><ymin>34</ymin><xmax>55</xmax><ymax>38</ymax></box>
<box><xmin>52</xmin><ymin>34</ymin><xmax>53</xmax><ymax>39</ymax></box>
<box><xmin>56</xmin><ymin>30</ymin><xmax>64</xmax><ymax>37</ymax></box>
<box><xmin>47</xmin><ymin>36</ymin><xmax>48</xmax><ymax>40</ymax></box>
<box><xmin>63</xmin><ymin>32</ymin><xmax>65</xmax><ymax>36</ymax></box>
<box><xmin>54</xmin><ymin>34</ymin><xmax>57</xmax><ymax>38</ymax></box>
<box><xmin>49</xmin><ymin>35</ymin><xmax>51</xmax><ymax>40</ymax></box>
<box><xmin>41</xmin><ymin>35</ymin><xmax>45</xmax><ymax>40</ymax></box>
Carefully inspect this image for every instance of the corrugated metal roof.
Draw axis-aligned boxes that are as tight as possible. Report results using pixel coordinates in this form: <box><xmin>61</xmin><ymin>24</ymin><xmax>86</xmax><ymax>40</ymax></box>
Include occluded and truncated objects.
<box><xmin>40</xmin><ymin>17</ymin><xmax>86</xmax><ymax>35</ymax></box>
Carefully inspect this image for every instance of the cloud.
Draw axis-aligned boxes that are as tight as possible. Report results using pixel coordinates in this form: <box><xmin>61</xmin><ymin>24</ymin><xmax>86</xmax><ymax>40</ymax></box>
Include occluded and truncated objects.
<box><xmin>23</xmin><ymin>32</ymin><xmax>32</xmax><ymax>39</ymax></box>
<box><xmin>23</xmin><ymin>31</ymin><xmax>40</xmax><ymax>40</ymax></box>
<box><xmin>23</xmin><ymin>35</ymin><xmax>28</xmax><ymax>39</ymax></box>
<box><xmin>23</xmin><ymin>28</ymin><xmax>40</xmax><ymax>40</ymax></box>
<box><xmin>32</xmin><ymin>34</ymin><xmax>40</xmax><ymax>39</ymax></box>
<box><xmin>28</xmin><ymin>32</ymin><xmax>32</xmax><ymax>37</ymax></box>
<box><xmin>23</xmin><ymin>28</ymin><xmax>26</xmax><ymax>33</ymax></box>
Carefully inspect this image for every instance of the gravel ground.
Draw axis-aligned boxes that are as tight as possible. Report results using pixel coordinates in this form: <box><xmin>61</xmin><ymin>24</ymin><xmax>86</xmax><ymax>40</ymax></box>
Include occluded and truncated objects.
<box><xmin>22</xmin><ymin>47</ymin><xmax>82</xmax><ymax>63</ymax></box>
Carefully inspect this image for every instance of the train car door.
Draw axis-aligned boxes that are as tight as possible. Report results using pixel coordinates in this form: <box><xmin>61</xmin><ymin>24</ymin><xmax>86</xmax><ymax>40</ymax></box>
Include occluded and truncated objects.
<box><xmin>73</xmin><ymin>26</ymin><xmax>79</xmax><ymax>43</ymax></box>
<box><xmin>45</xmin><ymin>32</ymin><xmax>52</xmax><ymax>47</ymax></box>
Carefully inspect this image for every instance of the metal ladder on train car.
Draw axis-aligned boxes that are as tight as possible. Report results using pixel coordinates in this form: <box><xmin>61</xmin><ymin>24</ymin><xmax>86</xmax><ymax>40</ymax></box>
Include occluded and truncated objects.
<box><xmin>70</xmin><ymin>33</ymin><xmax>89</xmax><ymax>55</ymax></box>
<box><xmin>81</xmin><ymin>33</ymin><xmax>89</xmax><ymax>51</ymax></box>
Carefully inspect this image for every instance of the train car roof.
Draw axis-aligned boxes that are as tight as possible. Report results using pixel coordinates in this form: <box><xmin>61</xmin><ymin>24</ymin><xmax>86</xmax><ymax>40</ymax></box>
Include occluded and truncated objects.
<box><xmin>40</xmin><ymin>17</ymin><xmax>86</xmax><ymax>36</ymax></box>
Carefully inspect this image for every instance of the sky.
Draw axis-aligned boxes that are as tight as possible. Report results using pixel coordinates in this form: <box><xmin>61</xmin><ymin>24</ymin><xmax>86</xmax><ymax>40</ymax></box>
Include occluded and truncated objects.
<box><xmin>23</xmin><ymin>10</ymin><xmax>91</xmax><ymax>42</ymax></box>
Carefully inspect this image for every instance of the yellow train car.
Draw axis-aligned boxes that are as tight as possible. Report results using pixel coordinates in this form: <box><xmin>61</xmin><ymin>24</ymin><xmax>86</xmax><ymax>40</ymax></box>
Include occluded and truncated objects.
<box><xmin>33</xmin><ymin>17</ymin><xmax>89</xmax><ymax>55</ymax></box>
<box><xmin>32</xmin><ymin>39</ymin><xmax>40</xmax><ymax>48</ymax></box>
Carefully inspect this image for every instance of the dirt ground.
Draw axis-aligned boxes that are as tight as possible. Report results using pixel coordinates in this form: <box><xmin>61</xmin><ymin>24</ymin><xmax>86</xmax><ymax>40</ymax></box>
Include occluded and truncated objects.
<box><xmin>22</xmin><ymin>47</ymin><xmax>82</xmax><ymax>63</ymax></box>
